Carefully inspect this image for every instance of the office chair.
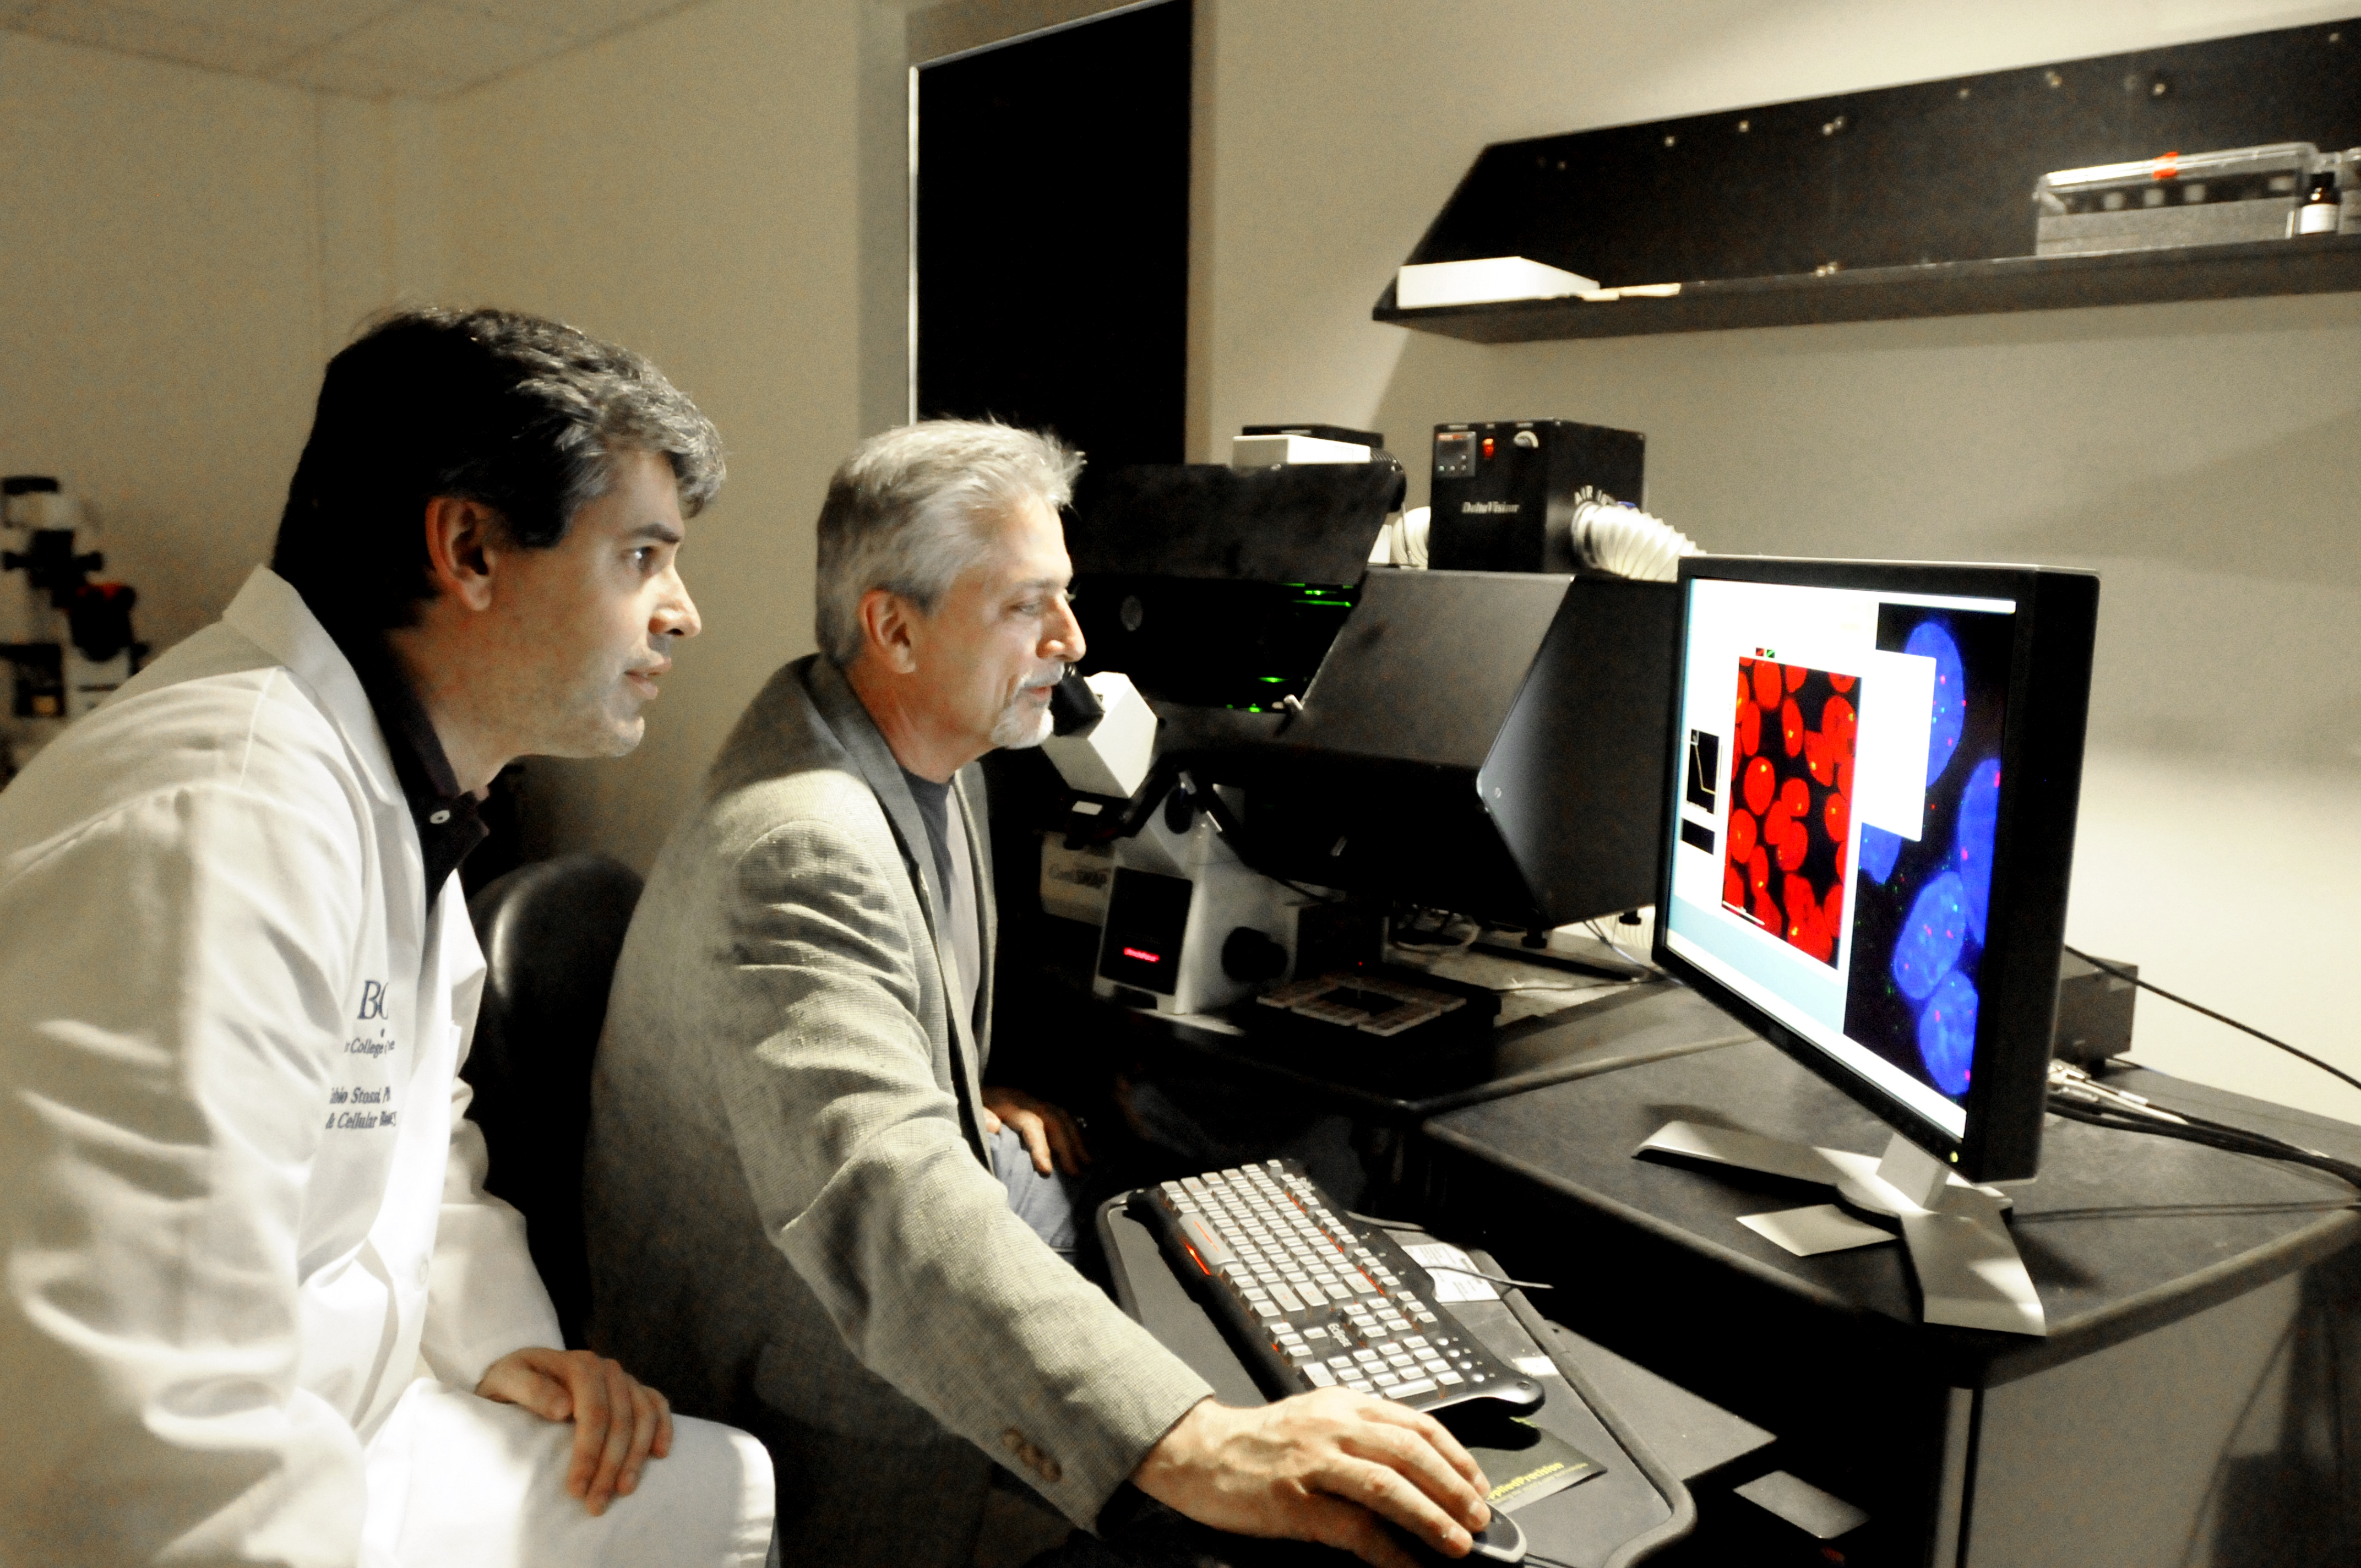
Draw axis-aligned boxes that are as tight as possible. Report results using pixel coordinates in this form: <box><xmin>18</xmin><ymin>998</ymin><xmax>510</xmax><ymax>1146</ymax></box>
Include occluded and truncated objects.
<box><xmin>463</xmin><ymin>852</ymin><xmax>644</xmax><ymax>1350</ymax></box>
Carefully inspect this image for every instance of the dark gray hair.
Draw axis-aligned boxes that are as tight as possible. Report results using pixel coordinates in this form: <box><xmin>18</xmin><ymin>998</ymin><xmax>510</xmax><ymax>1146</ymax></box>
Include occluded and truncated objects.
<box><xmin>273</xmin><ymin>306</ymin><xmax>724</xmax><ymax>631</ymax></box>
<box><xmin>814</xmin><ymin>420</ymin><xmax>1082</xmax><ymax>666</ymax></box>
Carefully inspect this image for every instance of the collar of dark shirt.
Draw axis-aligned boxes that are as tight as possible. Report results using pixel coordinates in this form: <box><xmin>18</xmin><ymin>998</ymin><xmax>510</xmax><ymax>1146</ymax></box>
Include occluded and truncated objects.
<box><xmin>304</xmin><ymin>595</ymin><xmax>489</xmax><ymax>905</ymax></box>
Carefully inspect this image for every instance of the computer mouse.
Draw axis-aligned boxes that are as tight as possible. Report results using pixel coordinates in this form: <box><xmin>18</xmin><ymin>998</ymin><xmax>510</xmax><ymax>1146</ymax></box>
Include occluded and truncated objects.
<box><xmin>1400</xmin><ymin>1507</ymin><xmax>1527</xmax><ymax>1565</ymax></box>
<box><xmin>1466</xmin><ymin>1509</ymin><xmax>1527</xmax><ymax>1564</ymax></box>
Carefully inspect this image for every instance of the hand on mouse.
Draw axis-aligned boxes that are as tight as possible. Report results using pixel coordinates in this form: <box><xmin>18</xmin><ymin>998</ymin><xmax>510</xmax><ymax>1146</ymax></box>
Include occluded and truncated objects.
<box><xmin>1130</xmin><ymin>1390</ymin><xmax>1492</xmax><ymax>1568</ymax></box>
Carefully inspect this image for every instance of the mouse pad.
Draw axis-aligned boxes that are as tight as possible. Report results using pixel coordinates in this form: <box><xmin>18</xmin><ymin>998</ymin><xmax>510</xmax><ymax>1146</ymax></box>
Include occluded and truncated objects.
<box><xmin>1465</xmin><ymin>1416</ymin><xmax>1604</xmax><ymax>1513</ymax></box>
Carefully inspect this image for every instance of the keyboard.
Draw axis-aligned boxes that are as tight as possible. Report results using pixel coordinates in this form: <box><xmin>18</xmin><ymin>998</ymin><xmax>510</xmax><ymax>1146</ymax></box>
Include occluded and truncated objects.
<box><xmin>1133</xmin><ymin>1158</ymin><xmax>1544</xmax><ymax>1418</ymax></box>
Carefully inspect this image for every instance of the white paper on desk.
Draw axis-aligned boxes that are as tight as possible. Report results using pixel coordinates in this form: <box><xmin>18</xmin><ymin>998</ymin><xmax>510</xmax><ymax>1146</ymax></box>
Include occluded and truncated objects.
<box><xmin>1738</xmin><ymin>1204</ymin><xmax>1895</xmax><ymax>1257</ymax></box>
<box><xmin>1404</xmin><ymin>1242</ymin><xmax>1501</xmax><ymax>1301</ymax></box>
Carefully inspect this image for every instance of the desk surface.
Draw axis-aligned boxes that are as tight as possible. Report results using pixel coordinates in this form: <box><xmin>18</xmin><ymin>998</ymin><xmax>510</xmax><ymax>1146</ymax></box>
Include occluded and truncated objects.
<box><xmin>1422</xmin><ymin>1037</ymin><xmax>2361</xmax><ymax>1387</ymax></box>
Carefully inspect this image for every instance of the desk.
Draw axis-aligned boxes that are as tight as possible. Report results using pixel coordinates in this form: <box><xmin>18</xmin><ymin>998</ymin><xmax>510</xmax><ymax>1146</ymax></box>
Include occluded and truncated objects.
<box><xmin>1420</xmin><ymin>1038</ymin><xmax>2361</xmax><ymax>1568</ymax></box>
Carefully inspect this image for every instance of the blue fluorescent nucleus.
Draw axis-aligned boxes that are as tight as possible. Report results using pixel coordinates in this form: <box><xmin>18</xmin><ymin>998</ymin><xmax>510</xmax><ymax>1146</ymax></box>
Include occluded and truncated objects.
<box><xmin>1858</xmin><ymin>824</ymin><xmax>1903</xmax><ymax>884</ymax></box>
<box><xmin>1955</xmin><ymin>758</ymin><xmax>2001</xmax><ymax>944</ymax></box>
<box><xmin>1891</xmin><ymin>870</ymin><xmax>1967</xmax><ymax>1001</ymax></box>
<box><xmin>1917</xmin><ymin>968</ymin><xmax>1979</xmax><ymax>1097</ymax></box>
<box><xmin>1906</xmin><ymin>620</ymin><xmax>1965</xmax><ymax>787</ymax></box>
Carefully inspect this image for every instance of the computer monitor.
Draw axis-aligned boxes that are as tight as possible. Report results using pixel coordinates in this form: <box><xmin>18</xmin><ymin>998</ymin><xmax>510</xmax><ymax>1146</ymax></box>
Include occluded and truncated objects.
<box><xmin>1652</xmin><ymin>557</ymin><xmax>2099</xmax><ymax>1183</ymax></box>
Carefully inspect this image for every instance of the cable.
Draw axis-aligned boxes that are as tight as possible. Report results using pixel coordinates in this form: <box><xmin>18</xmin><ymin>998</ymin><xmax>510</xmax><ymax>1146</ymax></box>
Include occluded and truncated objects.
<box><xmin>2064</xmin><ymin>943</ymin><xmax>2361</xmax><ymax>1098</ymax></box>
<box><xmin>1585</xmin><ymin>916</ymin><xmax>1658</xmax><ymax>976</ymax></box>
<box><xmin>2046</xmin><ymin>1097</ymin><xmax>2361</xmax><ymax>1191</ymax></box>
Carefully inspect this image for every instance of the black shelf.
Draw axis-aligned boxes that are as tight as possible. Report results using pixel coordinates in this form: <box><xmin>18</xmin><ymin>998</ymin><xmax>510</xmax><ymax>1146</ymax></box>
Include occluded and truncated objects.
<box><xmin>1375</xmin><ymin>16</ymin><xmax>2361</xmax><ymax>343</ymax></box>
<box><xmin>1374</xmin><ymin>233</ymin><xmax>2361</xmax><ymax>342</ymax></box>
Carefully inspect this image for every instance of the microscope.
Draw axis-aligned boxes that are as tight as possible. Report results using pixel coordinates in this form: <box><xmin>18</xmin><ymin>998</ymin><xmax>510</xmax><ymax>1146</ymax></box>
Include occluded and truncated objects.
<box><xmin>2</xmin><ymin>475</ymin><xmax>144</xmax><ymax>775</ymax></box>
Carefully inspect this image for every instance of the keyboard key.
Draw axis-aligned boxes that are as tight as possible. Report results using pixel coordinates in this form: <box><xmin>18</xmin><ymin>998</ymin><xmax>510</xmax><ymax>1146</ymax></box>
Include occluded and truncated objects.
<box><xmin>1302</xmin><ymin>1363</ymin><xmax>1336</xmax><ymax>1387</ymax></box>
<box><xmin>1373</xmin><ymin>1371</ymin><xmax>1401</xmax><ymax>1387</ymax></box>
<box><xmin>1436</xmin><ymin>1371</ymin><xmax>1465</xmax><ymax>1386</ymax></box>
<box><xmin>1386</xmin><ymin>1354</ymin><xmax>1416</xmax><ymax>1369</ymax></box>
<box><xmin>1346</xmin><ymin>1380</ymin><xmax>1374</xmax><ymax>1393</ymax></box>
<box><xmin>1272</xmin><ymin>1284</ymin><xmax>1304</xmax><ymax>1312</ymax></box>
<box><xmin>1352</xmin><ymin>1349</ymin><xmax>1380</xmax><ymax>1365</ymax></box>
<box><xmin>1390</xmin><ymin>1378</ymin><xmax>1438</xmax><ymax>1398</ymax></box>
<box><xmin>1252</xmin><ymin>1301</ymin><xmax>1281</xmax><ymax>1319</ymax></box>
<box><xmin>1327</xmin><ymin>1355</ymin><xmax>1355</xmax><ymax>1370</ymax></box>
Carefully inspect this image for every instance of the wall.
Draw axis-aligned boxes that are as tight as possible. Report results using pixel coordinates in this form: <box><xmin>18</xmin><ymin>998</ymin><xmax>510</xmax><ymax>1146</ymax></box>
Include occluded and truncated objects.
<box><xmin>1195</xmin><ymin>0</ymin><xmax>2361</xmax><ymax>1120</ymax></box>
<box><xmin>0</xmin><ymin>31</ymin><xmax>427</xmax><ymax>659</ymax></box>
<box><xmin>433</xmin><ymin>0</ymin><xmax>879</xmax><ymax>872</ymax></box>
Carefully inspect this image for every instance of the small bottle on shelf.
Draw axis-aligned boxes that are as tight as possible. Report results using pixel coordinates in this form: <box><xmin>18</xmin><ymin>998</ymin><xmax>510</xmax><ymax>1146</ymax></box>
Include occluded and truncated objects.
<box><xmin>2295</xmin><ymin>172</ymin><xmax>2341</xmax><ymax>236</ymax></box>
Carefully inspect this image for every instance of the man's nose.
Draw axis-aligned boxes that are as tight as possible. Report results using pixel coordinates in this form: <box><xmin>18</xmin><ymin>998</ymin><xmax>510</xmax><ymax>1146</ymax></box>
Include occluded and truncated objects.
<box><xmin>1045</xmin><ymin>595</ymin><xmax>1084</xmax><ymax>663</ymax></box>
<box><xmin>656</xmin><ymin>567</ymin><xmax>702</xmax><ymax>640</ymax></box>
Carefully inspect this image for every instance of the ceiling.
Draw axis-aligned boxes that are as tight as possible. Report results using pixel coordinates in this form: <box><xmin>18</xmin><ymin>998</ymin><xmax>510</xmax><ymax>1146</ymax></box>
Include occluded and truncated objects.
<box><xmin>0</xmin><ymin>0</ymin><xmax>715</xmax><ymax>98</ymax></box>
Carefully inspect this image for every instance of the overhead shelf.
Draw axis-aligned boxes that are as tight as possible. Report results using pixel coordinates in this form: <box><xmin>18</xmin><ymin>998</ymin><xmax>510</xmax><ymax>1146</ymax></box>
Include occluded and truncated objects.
<box><xmin>1374</xmin><ymin>234</ymin><xmax>2361</xmax><ymax>343</ymax></box>
<box><xmin>1377</xmin><ymin>17</ymin><xmax>2361</xmax><ymax>344</ymax></box>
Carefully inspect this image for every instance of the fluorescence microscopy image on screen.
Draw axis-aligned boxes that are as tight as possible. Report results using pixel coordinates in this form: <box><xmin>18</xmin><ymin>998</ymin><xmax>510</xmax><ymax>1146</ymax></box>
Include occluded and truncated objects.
<box><xmin>1721</xmin><ymin>655</ymin><xmax>1858</xmax><ymax>966</ymax></box>
<box><xmin>1841</xmin><ymin>607</ymin><xmax>2017</xmax><ymax>1101</ymax></box>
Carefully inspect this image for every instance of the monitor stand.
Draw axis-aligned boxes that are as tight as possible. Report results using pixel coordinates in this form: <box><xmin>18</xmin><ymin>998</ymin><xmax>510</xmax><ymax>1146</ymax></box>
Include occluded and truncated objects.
<box><xmin>1637</xmin><ymin>1120</ymin><xmax>2047</xmax><ymax>1337</ymax></box>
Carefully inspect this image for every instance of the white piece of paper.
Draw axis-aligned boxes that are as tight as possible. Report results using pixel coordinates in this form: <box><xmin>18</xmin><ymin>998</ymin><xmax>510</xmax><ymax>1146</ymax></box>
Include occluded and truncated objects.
<box><xmin>1737</xmin><ymin>1204</ymin><xmax>1896</xmax><ymax>1257</ymax></box>
<box><xmin>1404</xmin><ymin>1242</ymin><xmax>1501</xmax><ymax>1302</ymax></box>
<box><xmin>1513</xmin><ymin>1355</ymin><xmax>1560</xmax><ymax>1380</ymax></box>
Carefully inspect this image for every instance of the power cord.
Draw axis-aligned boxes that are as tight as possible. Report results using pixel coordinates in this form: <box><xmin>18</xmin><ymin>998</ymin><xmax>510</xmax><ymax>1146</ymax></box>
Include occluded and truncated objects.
<box><xmin>2064</xmin><ymin>943</ymin><xmax>2361</xmax><ymax>1097</ymax></box>
<box><xmin>2048</xmin><ymin>1060</ymin><xmax>2361</xmax><ymax>1193</ymax></box>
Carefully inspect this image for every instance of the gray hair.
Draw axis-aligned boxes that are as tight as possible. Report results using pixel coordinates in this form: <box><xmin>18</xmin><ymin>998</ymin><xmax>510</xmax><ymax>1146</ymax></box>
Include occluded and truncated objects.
<box><xmin>814</xmin><ymin>420</ymin><xmax>1082</xmax><ymax>666</ymax></box>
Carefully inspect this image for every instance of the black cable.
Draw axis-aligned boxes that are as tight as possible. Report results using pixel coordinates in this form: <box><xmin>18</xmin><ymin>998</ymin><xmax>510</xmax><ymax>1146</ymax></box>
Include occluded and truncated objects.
<box><xmin>2047</xmin><ymin>1096</ymin><xmax>2361</xmax><ymax>1191</ymax></box>
<box><xmin>2064</xmin><ymin>943</ymin><xmax>2361</xmax><ymax>1097</ymax></box>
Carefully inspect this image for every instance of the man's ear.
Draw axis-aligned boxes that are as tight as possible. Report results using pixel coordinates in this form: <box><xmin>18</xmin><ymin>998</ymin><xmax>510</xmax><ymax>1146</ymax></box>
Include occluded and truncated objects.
<box><xmin>421</xmin><ymin>496</ymin><xmax>505</xmax><ymax>613</ymax></box>
<box><xmin>857</xmin><ymin>587</ymin><xmax>923</xmax><ymax>676</ymax></box>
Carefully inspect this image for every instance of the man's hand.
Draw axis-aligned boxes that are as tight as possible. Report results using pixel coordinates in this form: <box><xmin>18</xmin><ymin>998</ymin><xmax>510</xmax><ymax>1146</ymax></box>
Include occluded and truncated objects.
<box><xmin>1131</xmin><ymin>1391</ymin><xmax>1492</xmax><ymax>1568</ymax></box>
<box><xmin>475</xmin><ymin>1347</ymin><xmax>673</xmax><ymax>1516</ymax></box>
<box><xmin>981</xmin><ymin>1084</ymin><xmax>1092</xmax><ymax>1177</ymax></box>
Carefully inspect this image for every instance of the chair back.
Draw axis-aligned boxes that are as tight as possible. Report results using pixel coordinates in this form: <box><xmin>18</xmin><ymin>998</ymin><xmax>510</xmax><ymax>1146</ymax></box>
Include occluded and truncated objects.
<box><xmin>463</xmin><ymin>852</ymin><xmax>644</xmax><ymax>1349</ymax></box>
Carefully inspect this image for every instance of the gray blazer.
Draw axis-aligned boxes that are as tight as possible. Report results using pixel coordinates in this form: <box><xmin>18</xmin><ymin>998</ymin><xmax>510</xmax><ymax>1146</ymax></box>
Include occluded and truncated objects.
<box><xmin>582</xmin><ymin>655</ymin><xmax>1210</xmax><ymax>1532</ymax></box>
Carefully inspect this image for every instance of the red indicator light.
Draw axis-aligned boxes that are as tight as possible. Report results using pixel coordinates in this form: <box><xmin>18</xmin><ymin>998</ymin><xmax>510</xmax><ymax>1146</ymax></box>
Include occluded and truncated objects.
<box><xmin>1121</xmin><ymin>946</ymin><xmax>1162</xmax><ymax>963</ymax></box>
<box><xmin>1481</xmin><ymin>437</ymin><xmax>1495</xmax><ymax>459</ymax></box>
<box><xmin>1183</xmin><ymin>1244</ymin><xmax>1210</xmax><ymax>1275</ymax></box>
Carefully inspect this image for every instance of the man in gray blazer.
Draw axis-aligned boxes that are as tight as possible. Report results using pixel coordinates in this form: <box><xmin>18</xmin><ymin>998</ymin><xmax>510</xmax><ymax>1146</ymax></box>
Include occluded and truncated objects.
<box><xmin>584</xmin><ymin>422</ymin><xmax>1492</xmax><ymax>1568</ymax></box>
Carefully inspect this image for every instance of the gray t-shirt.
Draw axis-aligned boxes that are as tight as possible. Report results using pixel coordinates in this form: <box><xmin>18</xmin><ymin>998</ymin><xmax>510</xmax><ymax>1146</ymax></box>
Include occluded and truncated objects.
<box><xmin>900</xmin><ymin>767</ymin><xmax>982</xmax><ymax>1030</ymax></box>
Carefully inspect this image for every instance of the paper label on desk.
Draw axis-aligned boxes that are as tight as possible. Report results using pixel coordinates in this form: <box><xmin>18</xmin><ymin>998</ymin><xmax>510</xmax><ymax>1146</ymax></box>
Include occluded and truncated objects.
<box><xmin>1404</xmin><ymin>1243</ymin><xmax>1500</xmax><ymax>1301</ymax></box>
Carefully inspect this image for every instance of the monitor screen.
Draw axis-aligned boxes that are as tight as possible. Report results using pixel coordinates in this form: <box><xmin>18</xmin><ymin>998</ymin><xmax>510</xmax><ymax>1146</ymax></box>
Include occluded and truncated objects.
<box><xmin>1655</xmin><ymin>557</ymin><xmax>2098</xmax><ymax>1181</ymax></box>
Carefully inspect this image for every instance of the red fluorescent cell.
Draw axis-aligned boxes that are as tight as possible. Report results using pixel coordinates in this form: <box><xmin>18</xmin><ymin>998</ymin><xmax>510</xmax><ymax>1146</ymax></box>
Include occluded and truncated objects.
<box><xmin>1781</xmin><ymin>775</ymin><xmax>1810</xmax><ymax>816</ymax></box>
<box><xmin>1829</xmin><ymin>672</ymin><xmax>1855</xmax><ymax>693</ymax></box>
<box><xmin>1781</xmin><ymin>698</ymin><xmax>1804</xmax><ymax>757</ymax></box>
<box><xmin>1744</xmin><ymin>756</ymin><xmax>1776</xmax><ymax>815</ymax></box>
<box><xmin>1728</xmin><ymin>807</ymin><xmax>1758</xmax><ymax>862</ymax></box>
<box><xmin>1785</xmin><ymin>663</ymin><xmax>1807</xmax><ymax>693</ymax></box>
<box><xmin>1737</xmin><ymin>700</ymin><xmax>1761</xmax><ymax>757</ymax></box>
<box><xmin>1724</xmin><ymin>864</ymin><xmax>1747</xmax><ymax>907</ymax></box>
<box><xmin>1822</xmin><ymin>695</ymin><xmax>1857</xmax><ymax>750</ymax></box>
<box><xmin>1804</xmin><ymin>727</ymin><xmax>1835</xmax><ymax>786</ymax></box>
<box><xmin>1752</xmin><ymin>660</ymin><xmax>1783</xmax><ymax>709</ymax></box>
<box><xmin>1121</xmin><ymin>946</ymin><xmax>1162</xmax><ymax>963</ymax></box>
<box><xmin>1824</xmin><ymin>787</ymin><xmax>1849</xmax><ymax>845</ymax></box>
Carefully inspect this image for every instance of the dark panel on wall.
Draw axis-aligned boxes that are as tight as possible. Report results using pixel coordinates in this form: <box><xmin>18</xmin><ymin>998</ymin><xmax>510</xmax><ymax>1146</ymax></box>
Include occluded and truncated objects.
<box><xmin>1407</xmin><ymin>17</ymin><xmax>2361</xmax><ymax>285</ymax></box>
<box><xmin>917</xmin><ymin>0</ymin><xmax>1190</xmax><ymax>470</ymax></box>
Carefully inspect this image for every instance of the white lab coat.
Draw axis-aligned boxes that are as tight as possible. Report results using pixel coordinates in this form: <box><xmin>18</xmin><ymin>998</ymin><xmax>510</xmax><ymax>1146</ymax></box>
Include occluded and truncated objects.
<box><xmin>0</xmin><ymin>568</ymin><xmax>771</xmax><ymax>1568</ymax></box>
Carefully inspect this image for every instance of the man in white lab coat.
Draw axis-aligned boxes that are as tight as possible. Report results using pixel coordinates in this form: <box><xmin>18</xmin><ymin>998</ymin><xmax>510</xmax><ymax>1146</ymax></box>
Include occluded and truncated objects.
<box><xmin>0</xmin><ymin>308</ymin><xmax>775</xmax><ymax>1567</ymax></box>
